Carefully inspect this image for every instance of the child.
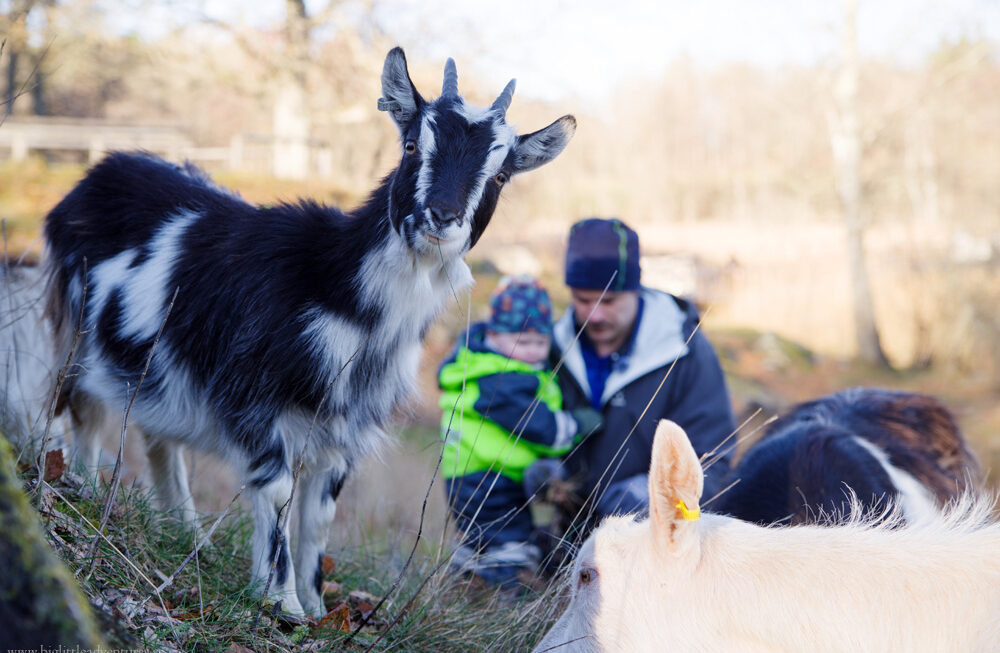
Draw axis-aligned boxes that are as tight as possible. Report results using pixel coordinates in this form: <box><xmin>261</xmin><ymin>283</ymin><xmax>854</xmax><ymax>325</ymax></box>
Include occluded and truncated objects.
<box><xmin>438</xmin><ymin>276</ymin><xmax>601</xmax><ymax>590</ymax></box>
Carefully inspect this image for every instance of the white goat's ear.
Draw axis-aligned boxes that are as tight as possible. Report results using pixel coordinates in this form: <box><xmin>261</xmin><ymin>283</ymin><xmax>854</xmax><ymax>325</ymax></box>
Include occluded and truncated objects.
<box><xmin>380</xmin><ymin>47</ymin><xmax>424</xmax><ymax>131</ymax></box>
<box><xmin>648</xmin><ymin>420</ymin><xmax>705</xmax><ymax>555</ymax></box>
<box><xmin>510</xmin><ymin>115</ymin><xmax>577</xmax><ymax>175</ymax></box>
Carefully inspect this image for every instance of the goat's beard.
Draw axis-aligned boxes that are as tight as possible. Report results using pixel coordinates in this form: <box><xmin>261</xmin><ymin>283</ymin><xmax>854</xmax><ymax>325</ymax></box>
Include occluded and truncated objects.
<box><xmin>400</xmin><ymin>212</ymin><xmax>471</xmax><ymax>260</ymax></box>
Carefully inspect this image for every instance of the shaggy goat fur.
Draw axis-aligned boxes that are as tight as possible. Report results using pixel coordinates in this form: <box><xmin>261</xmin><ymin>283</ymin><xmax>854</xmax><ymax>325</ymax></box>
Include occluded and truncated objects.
<box><xmin>717</xmin><ymin>388</ymin><xmax>981</xmax><ymax>525</ymax></box>
<box><xmin>43</xmin><ymin>48</ymin><xmax>575</xmax><ymax>617</ymax></box>
<box><xmin>534</xmin><ymin>420</ymin><xmax>1000</xmax><ymax>653</ymax></box>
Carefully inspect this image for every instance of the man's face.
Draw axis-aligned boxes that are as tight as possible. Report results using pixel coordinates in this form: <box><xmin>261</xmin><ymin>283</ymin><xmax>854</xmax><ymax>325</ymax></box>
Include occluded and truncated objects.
<box><xmin>570</xmin><ymin>288</ymin><xmax>640</xmax><ymax>356</ymax></box>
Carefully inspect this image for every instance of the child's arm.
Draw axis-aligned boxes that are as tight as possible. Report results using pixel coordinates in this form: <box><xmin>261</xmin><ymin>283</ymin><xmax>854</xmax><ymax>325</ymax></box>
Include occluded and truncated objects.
<box><xmin>475</xmin><ymin>372</ymin><xmax>579</xmax><ymax>453</ymax></box>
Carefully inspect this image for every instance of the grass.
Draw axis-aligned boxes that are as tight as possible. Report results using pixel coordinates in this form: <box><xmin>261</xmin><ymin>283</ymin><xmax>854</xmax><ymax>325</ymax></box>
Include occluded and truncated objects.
<box><xmin>3</xmin><ymin>157</ymin><xmax>998</xmax><ymax>648</ymax></box>
<box><xmin>20</xmin><ymin>456</ymin><xmax>564</xmax><ymax>652</ymax></box>
<box><xmin>9</xmin><ymin>320</ymin><xmax>1000</xmax><ymax>650</ymax></box>
<box><xmin>0</xmin><ymin>158</ymin><xmax>563</xmax><ymax>650</ymax></box>
<box><xmin>0</xmin><ymin>158</ymin><xmax>87</xmax><ymax>256</ymax></box>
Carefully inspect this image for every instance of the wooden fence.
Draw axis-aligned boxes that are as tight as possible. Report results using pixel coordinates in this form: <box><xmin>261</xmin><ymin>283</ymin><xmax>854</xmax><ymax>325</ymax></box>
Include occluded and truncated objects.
<box><xmin>0</xmin><ymin>116</ymin><xmax>338</xmax><ymax>178</ymax></box>
<box><xmin>0</xmin><ymin>116</ymin><xmax>192</xmax><ymax>163</ymax></box>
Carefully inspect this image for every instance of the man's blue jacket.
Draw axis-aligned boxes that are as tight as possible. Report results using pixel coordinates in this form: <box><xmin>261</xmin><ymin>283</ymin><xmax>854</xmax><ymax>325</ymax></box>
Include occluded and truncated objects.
<box><xmin>552</xmin><ymin>287</ymin><xmax>736</xmax><ymax>515</ymax></box>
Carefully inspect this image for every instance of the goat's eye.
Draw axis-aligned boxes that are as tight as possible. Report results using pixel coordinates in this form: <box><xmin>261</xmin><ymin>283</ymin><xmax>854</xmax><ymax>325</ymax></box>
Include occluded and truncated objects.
<box><xmin>494</xmin><ymin>171</ymin><xmax>509</xmax><ymax>187</ymax></box>
<box><xmin>578</xmin><ymin>567</ymin><xmax>596</xmax><ymax>585</ymax></box>
<box><xmin>404</xmin><ymin>141</ymin><xmax>418</xmax><ymax>155</ymax></box>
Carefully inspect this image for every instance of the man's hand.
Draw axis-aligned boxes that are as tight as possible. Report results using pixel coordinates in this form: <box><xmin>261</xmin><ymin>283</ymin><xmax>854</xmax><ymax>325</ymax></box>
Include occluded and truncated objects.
<box><xmin>570</xmin><ymin>407</ymin><xmax>604</xmax><ymax>441</ymax></box>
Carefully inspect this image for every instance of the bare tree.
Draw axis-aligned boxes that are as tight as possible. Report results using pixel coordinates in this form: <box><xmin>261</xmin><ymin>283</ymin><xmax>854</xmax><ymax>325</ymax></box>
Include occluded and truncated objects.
<box><xmin>828</xmin><ymin>0</ymin><xmax>890</xmax><ymax>367</ymax></box>
<box><xmin>271</xmin><ymin>0</ymin><xmax>312</xmax><ymax>178</ymax></box>
<box><xmin>2</xmin><ymin>0</ymin><xmax>54</xmax><ymax>116</ymax></box>
<box><xmin>200</xmin><ymin>0</ymin><xmax>382</xmax><ymax>179</ymax></box>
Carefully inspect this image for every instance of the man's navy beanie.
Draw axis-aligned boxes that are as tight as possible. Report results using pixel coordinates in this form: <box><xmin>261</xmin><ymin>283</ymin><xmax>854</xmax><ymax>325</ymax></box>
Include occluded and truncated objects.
<box><xmin>565</xmin><ymin>218</ymin><xmax>641</xmax><ymax>291</ymax></box>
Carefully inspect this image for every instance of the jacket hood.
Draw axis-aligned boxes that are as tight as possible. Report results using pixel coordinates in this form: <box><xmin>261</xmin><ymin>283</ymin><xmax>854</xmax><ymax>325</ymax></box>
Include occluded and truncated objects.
<box><xmin>553</xmin><ymin>287</ymin><xmax>690</xmax><ymax>407</ymax></box>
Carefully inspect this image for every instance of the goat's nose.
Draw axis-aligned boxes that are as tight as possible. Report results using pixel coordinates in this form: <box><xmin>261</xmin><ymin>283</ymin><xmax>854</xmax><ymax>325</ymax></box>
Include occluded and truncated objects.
<box><xmin>427</xmin><ymin>202</ymin><xmax>461</xmax><ymax>225</ymax></box>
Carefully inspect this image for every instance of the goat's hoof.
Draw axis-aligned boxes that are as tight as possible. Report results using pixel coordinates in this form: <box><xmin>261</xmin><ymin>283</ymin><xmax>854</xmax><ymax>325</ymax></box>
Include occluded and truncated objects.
<box><xmin>261</xmin><ymin>595</ymin><xmax>308</xmax><ymax>622</ymax></box>
<box><xmin>301</xmin><ymin>598</ymin><xmax>326</xmax><ymax>621</ymax></box>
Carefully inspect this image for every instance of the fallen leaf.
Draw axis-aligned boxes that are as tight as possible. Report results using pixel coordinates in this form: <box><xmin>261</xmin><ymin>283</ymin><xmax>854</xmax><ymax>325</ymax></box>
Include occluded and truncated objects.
<box><xmin>315</xmin><ymin>601</ymin><xmax>351</xmax><ymax>633</ymax></box>
<box><xmin>226</xmin><ymin>645</ymin><xmax>255</xmax><ymax>653</ymax></box>
<box><xmin>355</xmin><ymin>601</ymin><xmax>375</xmax><ymax>620</ymax></box>
<box><xmin>321</xmin><ymin>580</ymin><xmax>341</xmax><ymax>598</ymax></box>
<box><xmin>321</xmin><ymin>553</ymin><xmax>336</xmax><ymax>576</ymax></box>
<box><xmin>43</xmin><ymin>449</ymin><xmax>65</xmax><ymax>482</ymax></box>
<box><xmin>173</xmin><ymin>611</ymin><xmax>200</xmax><ymax>621</ymax></box>
<box><xmin>173</xmin><ymin>602</ymin><xmax>214</xmax><ymax>621</ymax></box>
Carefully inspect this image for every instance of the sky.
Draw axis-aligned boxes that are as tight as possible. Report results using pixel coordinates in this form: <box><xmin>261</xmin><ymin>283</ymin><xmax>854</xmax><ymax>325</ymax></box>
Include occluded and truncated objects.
<box><xmin>372</xmin><ymin>0</ymin><xmax>999</xmax><ymax>101</ymax></box>
<box><xmin>110</xmin><ymin>0</ymin><xmax>999</xmax><ymax>102</ymax></box>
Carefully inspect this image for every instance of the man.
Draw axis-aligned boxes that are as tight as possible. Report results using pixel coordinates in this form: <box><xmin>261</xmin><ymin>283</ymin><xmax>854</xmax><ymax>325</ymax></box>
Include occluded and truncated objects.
<box><xmin>551</xmin><ymin>217</ymin><xmax>736</xmax><ymax>522</ymax></box>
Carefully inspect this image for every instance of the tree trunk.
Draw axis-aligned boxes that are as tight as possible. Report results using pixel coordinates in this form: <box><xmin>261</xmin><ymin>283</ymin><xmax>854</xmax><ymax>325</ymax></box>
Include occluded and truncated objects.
<box><xmin>272</xmin><ymin>0</ymin><xmax>312</xmax><ymax>179</ymax></box>
<box><xmin>830</xmin><ymin>0</ymin><xmax>890</xmax><ymax>367</ymax></box>
<box><xmin>4</xmin><ymin>49</ymin><xmax>19</xmax><ymax>109</ymax></box>
<box><xmin>272</xmin><ymin>73</ymin><xmax>310</xmax><ymax>179</ymax></box>
<box><xmin>31</xmin><ymin>50</ymin><xmax>47</xmax><ymax>116</ymax></box>
<box><xmin>0</xmin><ymin>437</ymin><xmax>106</xmax><ymax>647</ymax></box>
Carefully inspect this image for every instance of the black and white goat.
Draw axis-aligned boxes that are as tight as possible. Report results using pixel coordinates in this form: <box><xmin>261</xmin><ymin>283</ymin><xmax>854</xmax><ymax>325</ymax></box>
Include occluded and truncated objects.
<box><xmin>717</xmin><ymin>388</ymin><xmax>982</xmax><ymax>525</ymax></box>
<box><xmin>42</xmin><ymin>48</ymin><xmax>575</xmax><ymax>617</ymax></box>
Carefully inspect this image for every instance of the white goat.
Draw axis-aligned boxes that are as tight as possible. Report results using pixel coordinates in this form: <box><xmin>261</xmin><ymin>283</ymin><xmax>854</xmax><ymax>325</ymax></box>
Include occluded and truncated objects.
<box><xmin>0</xmin><ymin>264</ymin><xmax>63</xmax><ymax>450</ymax></box>
<box><xmin>534</xmin><ymin>420</ymin><xmax>1000</xmax><ymax>653</ymax></box>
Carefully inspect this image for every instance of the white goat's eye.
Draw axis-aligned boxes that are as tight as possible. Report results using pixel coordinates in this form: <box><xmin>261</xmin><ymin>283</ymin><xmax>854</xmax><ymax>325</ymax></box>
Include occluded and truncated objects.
<box><xmin>578</xmin><ymin>567</ymin><xmax>596</xmax><ymax>585</ymax></box>
<box><xmin>494</xmin><ymin>171</ymin><xmax>509</xmax><ymax>186</ymax></box>
<box><xmin>404</xmin><ymin>140</ymin><xmax>418</xmax><ymax>155</ymax></box>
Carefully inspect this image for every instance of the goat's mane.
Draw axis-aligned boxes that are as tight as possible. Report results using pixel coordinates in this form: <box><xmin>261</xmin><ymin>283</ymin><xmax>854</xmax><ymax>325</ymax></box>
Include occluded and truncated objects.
<box><xmin>774</xmin><ymin>489</ymin><xmax>999</xmax><ymax>534</ymax></box>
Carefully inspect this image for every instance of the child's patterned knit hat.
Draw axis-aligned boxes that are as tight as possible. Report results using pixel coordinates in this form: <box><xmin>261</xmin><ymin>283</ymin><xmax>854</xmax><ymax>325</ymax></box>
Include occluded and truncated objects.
<box><xmin>488</xmin><ymin>275</ymin><xmax>553</xmax><ymax>336</ymax></box>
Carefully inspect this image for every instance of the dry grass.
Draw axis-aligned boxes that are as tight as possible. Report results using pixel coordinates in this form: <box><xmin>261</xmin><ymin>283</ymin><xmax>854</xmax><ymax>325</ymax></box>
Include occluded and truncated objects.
<box><xmin>12</xmin><ymin>433</ymin><xmax>568</xmax><ymax>652</ymax></box>
<box><xmin>3</xmin><ymin>158</ymin><xmax>999</xmax><ymax>650</ymax></box>
<box><xmin>17</xmin><ymin>324</ymin><xmax>999</xmax><ymax>650</ymax></box>
<box><xmin>8</xmin><ymin>303</ymin><xmax>1000</xmax><ymax>651</ymax></box>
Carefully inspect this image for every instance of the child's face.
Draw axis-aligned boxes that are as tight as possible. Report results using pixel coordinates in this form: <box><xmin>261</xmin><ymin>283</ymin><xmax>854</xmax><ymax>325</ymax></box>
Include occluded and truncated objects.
<box><xmin>486</xmin><ymin>330</ymin><xmax>552</xmax><ymax>365</ymax></box>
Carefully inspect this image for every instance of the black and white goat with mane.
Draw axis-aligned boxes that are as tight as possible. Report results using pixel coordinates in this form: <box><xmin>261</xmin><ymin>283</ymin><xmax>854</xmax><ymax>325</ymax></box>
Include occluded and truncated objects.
<box><xmin>716</xmin><ymin>388</ymin><xmax>982</xmax><ymax>526</ymax></box>
<box><xmin>43</xmin><ymin>47</ymin><xmax>576</xmax><ymax>618</ymax></box>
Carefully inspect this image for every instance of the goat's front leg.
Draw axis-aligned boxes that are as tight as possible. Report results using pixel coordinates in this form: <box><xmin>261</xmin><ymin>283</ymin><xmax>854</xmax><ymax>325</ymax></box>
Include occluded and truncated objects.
<box><xmin>248</xmin><ymin>452</ymin><xmax>304</xmax><ymax>617</ymax></box>
<box><xmin>293</xmin><ymin>464</ymin><xmax>349</xmax><ymax>618</ymax></box>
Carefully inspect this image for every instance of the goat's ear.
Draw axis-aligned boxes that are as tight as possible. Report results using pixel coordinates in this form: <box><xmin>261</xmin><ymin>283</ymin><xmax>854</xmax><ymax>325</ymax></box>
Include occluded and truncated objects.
<box><xmin>380</xmin><ymin>47</ymin><xmax>424</xmax><ymax>131</ymax></box>
<box><xmin>648</xmin><ymin>420</ymin><xmax>704</xmax><ymax>556</ymax></box>
<box><xmin>510</xmin><ymin>115</ymin><xmax>577</xmax><ymax>175</ymax></box>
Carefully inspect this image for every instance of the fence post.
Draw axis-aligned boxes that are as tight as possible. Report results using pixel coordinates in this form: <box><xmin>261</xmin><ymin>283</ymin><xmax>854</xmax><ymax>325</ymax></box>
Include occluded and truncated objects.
<box><xmin>88</xmin><ymin>136</ymin><xmax>105</xmax><ymax>164</ymax></box>
<box><xmin>10</xmin><ymin>128</ymin><xmax>28</xmax><ymax>161</ymax></box>
<box><xmin>229</xmin><ymin>134</ymin><xmax>244</xmax><ymax>170</ymax></box>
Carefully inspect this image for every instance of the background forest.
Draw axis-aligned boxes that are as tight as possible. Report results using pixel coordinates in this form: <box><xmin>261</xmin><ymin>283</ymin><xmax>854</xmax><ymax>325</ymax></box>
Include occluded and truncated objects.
<box><xmin>1</xmin><ymin>0</ymin><xmax>999</xmax><ymax>648</ymax></box>
<box><xmin>4</xmin><ymin>0</ymin><xmax>999</xmax><ymax>516</ymax></box>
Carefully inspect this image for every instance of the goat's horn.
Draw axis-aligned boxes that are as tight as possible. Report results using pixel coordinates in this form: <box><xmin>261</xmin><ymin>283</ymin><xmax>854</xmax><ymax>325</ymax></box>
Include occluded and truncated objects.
<box><xmin>442</xmin><ymin>58</ymin><xmax>458</xmax><ymax>97</ymax></box>
<box><xmin>491</xmin><ymin>79</ymin><xmax>516</xmax><ymax>115</ymax></box>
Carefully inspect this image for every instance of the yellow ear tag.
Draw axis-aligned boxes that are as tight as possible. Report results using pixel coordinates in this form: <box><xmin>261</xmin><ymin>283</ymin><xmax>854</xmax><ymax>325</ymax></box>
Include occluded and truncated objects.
<box><xmin>676</xmin><ymin>500</ymin><xmax>700</xmax><ymax>521</ymax></box>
